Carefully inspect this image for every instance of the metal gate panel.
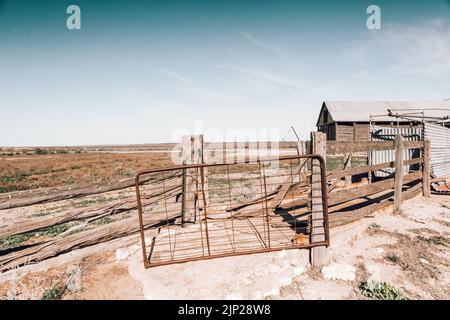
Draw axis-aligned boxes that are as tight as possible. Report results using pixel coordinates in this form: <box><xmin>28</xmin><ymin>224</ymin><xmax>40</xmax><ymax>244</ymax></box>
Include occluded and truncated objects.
<box><xmin>134</xmin><ymin>155</ymin><xmax>329</xmax><ymax>268</ymax></box>
<box><xmin>370</xmin><ymin>126</ymin><xmax>422</xmax><ymax>177</ymax></box>
<box><xmin>424</xmin><ymin>122</ymin><xmax>450</xmax><ymax>178</ymax></box>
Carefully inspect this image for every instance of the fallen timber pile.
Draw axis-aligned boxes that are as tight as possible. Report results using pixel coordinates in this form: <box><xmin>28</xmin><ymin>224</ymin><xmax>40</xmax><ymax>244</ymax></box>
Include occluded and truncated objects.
<box><xmin>0</xmin><ymin>208</ymin><xmax>181</xmax><ymax>272</ymax></box>
<box><xmin>0</xmin><ymin>171</ymin><xmax>180</xmax><ymax>210</ymax></box>
<box><xmin>0</xmin><ymin>167</ymin><xmax>310</xmax><ymax>271</ymax></box>
<box><xmin>0</xmin><ymin>189</ymin><xmax>184</xmax><ymax>271</ymax></box>
<box><xmin>0</xmin><ymin>174</ymin><xmax>183</xmax><ymax>238</ymax></box>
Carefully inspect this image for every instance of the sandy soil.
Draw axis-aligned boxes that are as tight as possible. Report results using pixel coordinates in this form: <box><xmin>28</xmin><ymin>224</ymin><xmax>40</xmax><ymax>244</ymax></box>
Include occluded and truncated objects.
<box><xmin>1</xmin><ymin>194</ymin><xmax>449</xmax><ymax>300</ymax></box>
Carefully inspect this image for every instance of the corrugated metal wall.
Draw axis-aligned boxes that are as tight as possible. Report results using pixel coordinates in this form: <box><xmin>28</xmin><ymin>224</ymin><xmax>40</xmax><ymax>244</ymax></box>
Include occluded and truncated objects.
<box><xmin>423</xmin><ymin>122</ymin><xmax>450</xmax><ymax>178</ymax></box>
<box><xmin>369</xmin><ymin>126</ymin><xmax>422</xmax><ymax>177</ymax></box>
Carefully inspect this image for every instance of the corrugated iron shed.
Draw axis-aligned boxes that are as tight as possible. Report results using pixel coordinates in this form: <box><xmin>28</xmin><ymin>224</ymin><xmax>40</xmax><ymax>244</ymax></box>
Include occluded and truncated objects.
<box><xmin>370</xmin><ymin>125</ymin><xmax>422</xmax><ymax>177</ymax></box>
<box><xmin>424</xmin><ymin>123</ymin><xmax>450</xmax><ymax>178</ymax></box>
<box><xmin>318</xmin><ymin>100</ymin><xmax>450</xmax><ymax>124</ymax></box>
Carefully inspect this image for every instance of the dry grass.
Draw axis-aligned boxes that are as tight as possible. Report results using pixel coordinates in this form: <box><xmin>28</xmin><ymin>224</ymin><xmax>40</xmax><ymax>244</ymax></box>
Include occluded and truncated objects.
<box><xmin>368</xmin><ymin>227</ymin><xmax>449</xmax><ymax>298</ymax></box>
<box><xmin>0</xmin><ymin>151</ymin><xmax>173</xmax><ymax>193</ymax></box>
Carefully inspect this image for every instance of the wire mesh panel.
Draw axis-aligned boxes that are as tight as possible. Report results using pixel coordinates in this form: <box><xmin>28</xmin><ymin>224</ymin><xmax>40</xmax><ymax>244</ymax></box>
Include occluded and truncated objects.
<box><xmin>135</xmin><ymin>155</ymin><xmax>329</xmax><ymax>268</ymax></box>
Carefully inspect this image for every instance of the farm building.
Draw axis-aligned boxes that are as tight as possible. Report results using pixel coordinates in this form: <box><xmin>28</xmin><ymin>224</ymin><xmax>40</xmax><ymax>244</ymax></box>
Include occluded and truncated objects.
<box><xmin>316</xmin><ymin>101</ymin><xmax>450</xmax><ymax>141</ymax></box>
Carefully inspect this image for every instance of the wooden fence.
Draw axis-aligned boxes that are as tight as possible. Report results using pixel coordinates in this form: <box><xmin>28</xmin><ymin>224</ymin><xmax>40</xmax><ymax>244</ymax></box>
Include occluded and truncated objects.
<box><xmin>324</xmin><ymin>135</ymin><xmax>430</xmax><ymax>227</ymax></box>
<box><xmin>0</xmin><ymin>132</ymin><xmax>431</xmax><ymax>271</ymax></box>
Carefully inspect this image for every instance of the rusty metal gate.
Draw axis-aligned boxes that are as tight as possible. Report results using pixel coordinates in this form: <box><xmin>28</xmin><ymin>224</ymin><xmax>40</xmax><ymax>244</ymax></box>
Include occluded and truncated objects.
<box><xmin>135</xmin><ymin>155</ymin><xmax>329</xmax><ymax>268</ymax></box>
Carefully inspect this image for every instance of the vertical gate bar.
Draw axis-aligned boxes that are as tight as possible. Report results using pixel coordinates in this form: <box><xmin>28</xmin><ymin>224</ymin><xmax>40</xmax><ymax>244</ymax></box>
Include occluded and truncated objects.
<box><xmin>226</xmin><ymin>164</ymin><xmax>236</xmax><ymax>251</ymax></box>
<box><xmin>258</xmin><ymin>162</ymin><xmax>268</xmax><ymax>247</ymax></box>
<box><xmin>200</xmin><ymin>166</ymin><xmax>211</xmax><ymax>256</ymax></box>
<box><xmin>181</xmin><ymin>164</ymin><xmax>187</xmax><ymax>226</ymax></box>
<box><xmin>261</xmin><ymin>162</ymin><xmax>271</xmax><ymax>249</ymax></box>
<box><xmin>197</xmin><ymin>188</ymin><xmax>206</xmax><ymax>257</ymax></box>
<box><xmin>289</xmin><ymin>158</ymin><xmax>297</xmax><ymax>237</ymax></box>
<box><xmin>134</xmin><ymin>174</ymin><xmax>149</xmax><ymax>267</ymax></box>
<box><xmin>161</xmin><ymin>171</ymin><xmax>174</xmax><ymax>260</ymax></box>
<box><xmin>317</xmin><ymin>156</ymin><xmax>330</xmax><ymax>246</ymax></box>
<box><xmin>195</xmin><ymin>170</ymin><xmax>205</xmax><ymax>257</ymax></box>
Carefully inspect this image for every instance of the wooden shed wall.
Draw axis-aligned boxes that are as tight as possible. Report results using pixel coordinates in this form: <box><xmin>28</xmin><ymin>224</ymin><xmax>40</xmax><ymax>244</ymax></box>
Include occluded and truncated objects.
<box><xmin>355</xmin><ymin>123</ymin><xmax>370</xmax><ymax>140</ymax></box>
<box><xmin>319</xmin><ymin>120</ymin><xmax>422</xmax><ymax>141</ymax></box>
<box><xmin>336</xmin><ymin>123</ymin><xmax>354</xmax><ymax>141</ymax></box>
<box><xmin>336</xmin><ymin>123</ymin><xmax>421</xmax><ymax>141</ymax></box>
<box><xmin>318</xmin><ymin>124</ymin><xmax>336</xmax><ymax>140</ymax></box>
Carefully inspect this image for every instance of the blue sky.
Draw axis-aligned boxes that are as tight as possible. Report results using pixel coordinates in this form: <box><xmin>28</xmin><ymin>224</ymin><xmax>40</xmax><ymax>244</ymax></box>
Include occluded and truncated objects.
<box><xmin>0</xmin><ymin>0</ymin><xmax>449</xmax><ymax>146</ymax></box>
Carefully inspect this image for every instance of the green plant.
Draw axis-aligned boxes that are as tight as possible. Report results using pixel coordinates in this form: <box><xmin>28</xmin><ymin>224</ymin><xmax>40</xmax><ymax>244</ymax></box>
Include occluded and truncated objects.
<box><xmin>386</xmin><ymin>254</ymin><xmax>401</xmax><ymax>264</ymax></box>
<box><xmin>31</xmin><ymin>210</ymin><xmax>52</xmax><ymax>218</ymax></box>
<box><xmin>0</xmin><ymin>233</ymin><xmax>34</xmax><ymax>251</ymax></box>
<box><xmin>35</xmin><ymin>148</ymin><xmax>50</xmax><ymax>155</ymax></box>
<box><xmin>41</xmin><ymin>284</ymin><xmax>65</xmax><ymax>300</ymax></box>
<box><xmin>417</xmin><ymin>235</ymin><xmax>448</xmax><ymax>246</ymax></box>
<box><xmin>0</xmin><ymin>171</ymin><xmax>27</xmax><ymax>184</ymax></box>
<box><xmin>94</xmin><ymin>216</ymin><xmax>113</xmax><ymax>225</ymax></box>
<box><xmin>0</xmin><ymin>223</ymin><xmax>70</xmax><ymax>251</ymax></box>
<box><xmin>359</xmin><ymin>280</ymin><xmax>408</xmax><ymax>300</ymax></box>
<box><xmin>39</xmin><ymin>224</ymin><xmax>70</xmax><ymax>237</ymax></box>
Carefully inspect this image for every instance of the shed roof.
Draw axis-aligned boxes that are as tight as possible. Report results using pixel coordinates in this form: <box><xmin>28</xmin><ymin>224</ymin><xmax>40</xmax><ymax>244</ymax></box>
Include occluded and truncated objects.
<box><xmin>318</xmin><ymin>100</ymin><xmax>450</xmax><ymax>124</ymax></box>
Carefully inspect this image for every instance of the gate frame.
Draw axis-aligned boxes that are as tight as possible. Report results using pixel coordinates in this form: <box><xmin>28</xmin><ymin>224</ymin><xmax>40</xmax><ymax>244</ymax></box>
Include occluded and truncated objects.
<box><xmin>135</xmin><ymin>154</ymin><xmax>330</xmax><ymax>269</ymax></box>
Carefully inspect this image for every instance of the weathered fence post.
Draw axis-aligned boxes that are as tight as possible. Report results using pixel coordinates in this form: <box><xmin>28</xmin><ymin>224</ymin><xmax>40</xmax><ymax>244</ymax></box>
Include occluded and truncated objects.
<box><xmin>422</xmin><ymin>140</ymin><xmax>431</xmax><ymax>197</ymax></box>
<box><xmin>344</xmin><ymin>153</ymin><xmax>352</xmax><ymax>184</ymax></box>
<box><xmin>393</xmin><ymin>134</ymin><xmax>404</xmax><ymax>213</ymax></box>
<box><xmin>181</xmin><ymin>134</ymin><xmax>205</xmax><ymax>224</ymax></box>
<box><xmin>310</xmin><ymin>131</ymin><xmax>329</xmax><ymax>267</ymax></box>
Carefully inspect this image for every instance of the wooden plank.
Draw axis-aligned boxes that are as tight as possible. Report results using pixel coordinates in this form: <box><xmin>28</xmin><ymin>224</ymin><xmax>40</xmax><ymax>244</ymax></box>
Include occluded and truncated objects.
<box><xmin>326</xmin><ymin>141</ymin><xmax>394</xmax><ymax>155</ymax></box>
<box><xmin>394</xmin><ymin>135</ymin><xmax>404</xmax><ymax>213</ymax></box>
<box><xmin>310</xmin><ymin>132</ymin><xmax>328</xmax><ymax>267</ymax></box>
<box><xmin>0</xmin><ymin>210</ymin><xmax>178</xmax><ymax>272</ymax></box>
<box><xmin>329</xmin><ymin>182</ymin><xmax>423</xmax><ymax>228</ymax></box>
<box><xmin>423</xmin><ymin>140</ymin><xmax>431</xmax><ymax>197</ymax></box>
<box><xmin>328</xmin><ymin>171</ymin><xmax>422</xmax><ymax>207</ymax></box>
<box><xmin>0</xmin><ymin>172</ymin><xmax>180</xmax><ymax>210</ymax></box>
<box><xmin>336</xmin><ymin>124</ymin><xmax>354</xmax><ymax>141</ymax></box>
<box><xmin>204</xmin><ymin>141</ymin><xmax>303</xmax><ymax>150</ymax></box>
<box><xmin>0</xmin><ymin>181</ymin><xmax>182</xmax><ymax>238</ymax></box>
<box><xmin>328</xmin><ymin>157</ymin><xmax>423</xmax><ymax>180</ymax></box>
<box><xmin>403</xmin><ymin>140</ymin><xmax>424</xmax><ymax>149</ymax></box>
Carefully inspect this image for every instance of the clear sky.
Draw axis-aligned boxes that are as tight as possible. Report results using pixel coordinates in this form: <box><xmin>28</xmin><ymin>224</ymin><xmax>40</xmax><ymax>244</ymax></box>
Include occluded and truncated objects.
<box><xmin>0</xmin><ymin>0</ymin><xmax>449</xmax><ymax>146</ymax></box>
